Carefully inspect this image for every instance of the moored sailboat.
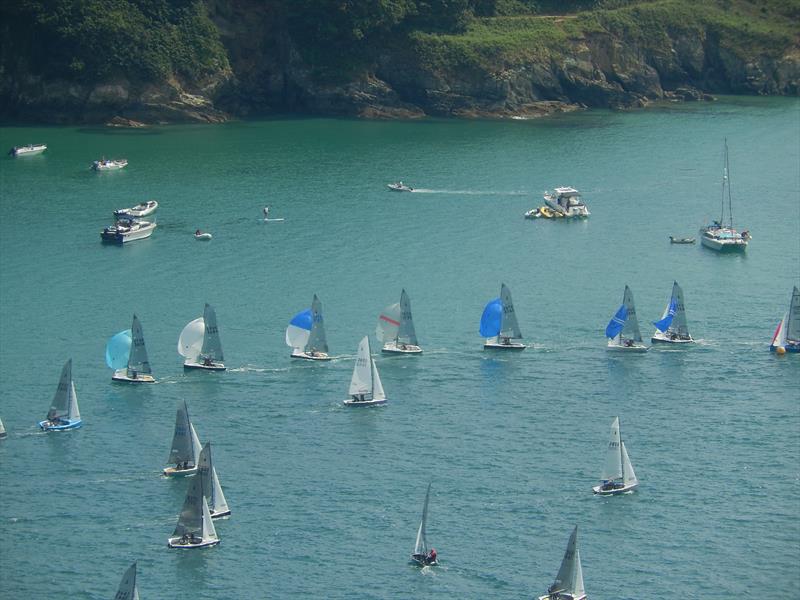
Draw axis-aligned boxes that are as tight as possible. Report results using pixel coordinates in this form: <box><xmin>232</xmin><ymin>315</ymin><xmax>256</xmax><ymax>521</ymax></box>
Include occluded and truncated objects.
<box><xmin>377</xmin><ymin>289</ymin><xmax>422</xmax><ymax>354</ymax></box>
<box><xmin>652</xmin><ymin>281</ymin><xmax>694</xmax><ymax>344</ymax></box>
<box><xmin>107</xmin><ymin>315</ymin><xmax>156</xmax><ymax>383</ymax></box>
<box><xmin>344</xmin><ymin>336</ymin><xmax>387</xmax><ymax>407</ymax></box>
<box><xmin>538</xmin><ymin>526</ymin><xmax>587</xmax><ymax>600</ymax></box>
<box><xmin>179</xmin><ymin>304</ymin><xmax>226</xmax><ymax>370</ymax></box>
<box><xmin>39</xmin><ymin>359</ymin><xmax>82</xmax><ymax>431</ymax></box>
<box><xmin>593</xmin><ymin>416</ymin><xmax>639</xmax><ymax>495</ymax></box>
<box><xmin>481</xmin><ymin>283</ymin><xmax>526</xmax><ymax>350</ymax></box>
<box><xmin>410</xmin><ymin>483</ymin><xmax>438</xmax><ymax>566</ymax></box>
<box><xmin>699</xmin><ymin>139</ymin><xmax>749</xmax><ymax>252</ymax></box>
<box><xmin>197</xmin><ymin>442</ymin><xmax>230</xmax><ymax>518</ymax></box>
<box><xmin>770</xmin><ymin>286</ymin><xmax>800</xmax><ymax>353</ymax></box>
<box><xmin>167</xmin><ymin>473</ymin><xmax>220</xmax><ymax>549</ymax></box>
<box><xmin>286</xmin><ymin>294</ymin><xmax>332</xmax><ymax>360</ymax></box>
<box><xmin>113</xmin><ymin>561</ymin><xmax>140</xmax><ymax>600</ymax></box>
<box><xmin>606</xmin><ymin>286</ymin><xmax>648</xmax><ymax>352</ymax></box>
<box><xmin>163</xmin><ymin>400</ymin><xmax>203</xmax><ymax>477</ymax></box>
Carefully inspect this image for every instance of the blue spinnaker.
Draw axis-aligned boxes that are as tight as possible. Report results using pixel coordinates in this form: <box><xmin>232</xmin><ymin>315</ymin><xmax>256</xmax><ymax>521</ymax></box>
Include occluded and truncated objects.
<box><xmin>479</xmin><ymin>298</ymin><xmax>503</xmax><ymax>337</ymax></box>
<box><xmin>653</xmin><ymin>298</ymin><xmax>678</xmax><ymax>333</ymax></box>
<box><xmin>106</xmin><ymin>329</ymin><xmax>132</xmax><ymax>369</ymax></box>
<box><xmin>605</xmin><ymin>305</ymin><xmax>628</xmax><ymax>339</ymax></box>
<box><xmin>289</xmin><ymin>309</ymin><xmax>313</xmax><ymax>331</ymax></box>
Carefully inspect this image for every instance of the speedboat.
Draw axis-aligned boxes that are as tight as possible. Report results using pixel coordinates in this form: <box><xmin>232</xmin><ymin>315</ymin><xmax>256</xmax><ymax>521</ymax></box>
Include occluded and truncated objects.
<box><xmin>114</xmin><ymin>200</ymin><xmax>158</xmax><ymax>218</ymax></box>
<box><xmin>9</xmin><ymin>143</ymin><xmax>47</xmax><ymax>157</ymax></box>
<box><xmin>387</xmin><ymin>182</ymin><xmax>414</xmax><ymax>192</ymax></box>
<box><xmin>543</xmin><ymin>187</ymin><xmax>590</xmax><ymax>218</ymax></box>
<box><xmin>101</xmin><ymin>218</ymin><xmax>156</xmax><ymax>244</ymax></box>
<box><xmin>92</xmin><ymin>158</ymin><xmax>128</xmax><ymax>171</ymax></box>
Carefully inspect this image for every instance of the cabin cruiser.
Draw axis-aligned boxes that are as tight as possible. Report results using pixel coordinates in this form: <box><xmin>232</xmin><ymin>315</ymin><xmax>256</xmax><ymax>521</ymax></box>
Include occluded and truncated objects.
<box><xmin>9</xmin><ymin>143</ymin><xmax>47</xmax><ymax>156</ymax></box>
<box><xmin>92</xmin><ymin>158</ymin><xmax>128</xmax><ymax>171</ymax></box>
<box><xmin>543</xmin><ymin>187</ymin><xmax>590</xmax><ymax>218</ymax></box>
<box><xmin>101</xmin><ymin>218</ymin><xmax>156</xmax><ymax>244</ymax></box>
<box><xmin>114</xmin><ymin>200</ymin><xmax>158</xmax><ymax>218</ymax></box>
<box><xmin>387</xmin><ymin>182</ymin><xmax>414</xmax><ymax>192</ymax></box>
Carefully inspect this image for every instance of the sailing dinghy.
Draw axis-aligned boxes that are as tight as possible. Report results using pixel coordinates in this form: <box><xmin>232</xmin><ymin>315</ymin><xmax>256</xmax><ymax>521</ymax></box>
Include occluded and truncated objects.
<box><xmin>481</xmin><ymin>283</ymin><xmax>526</xmax><ymax>350</ymax></box>
<box><xmin>39</xmin><ymin>359</ymin><xmax>82</xmax><ymax>431</ymax></box>
<box><xmin>538</xmin><ymin>526</ymin><xmax>587</xmax><ymax>600</ymax></box>
<box><xmin>113</xmin><ymin>562</ymin><xmax>140</xmax><ymax>600</ymax></box>
<box><xmin>770</xmin><ymin>286</ymin><xmax>800</xmax><ymax>353</ymax></box>
<box><xmin>652</xmin><ymin>281</ymin><xmax>694</xmax><ymax>344</ymax></box>
<box><xmin>410</xmin><ymin>483</ymin><xmax>438</xmax><ymax>566</ymax></box>
<box><xmin>593</xmin><ymin>416</ymin><xmax>638</xmax><ymax>495</ymax></box>
<box><xmin>107</xmin><ymin>315</ymin><xmax>156</xmax><ymax>383</ymax></box>
<box><xmin>377</xmin><ymin>289</ymin><xmax>422</xmax><ymax>354</ymax></box>
<box><xmin>167</xmin><ymin>472</ymin><xmax>220</xmax><ymax>549</ymax></box>
<box><xmin>163</xmin><ymin>400</ymin><xmax>203</xmax><ymax>477</ymax></box>
<box><xmin>178</xmin><ymin>303</ymin><xmax>226</xmax><ymax>370</ymax></box>
<box><xmin>286</xmin><ymin>294</ymin><xmax>332</xmax><ymax>360</ymax></box>
<box><xmin>197</xmin><ymin>442</ymin><xmax>231</xmax><ymax>518</ymax></box>
<box><xmin>605</xmin><ymin>286</ymin><xmax>648</xmax><ymax>352</ymax></box>
<box><xmin>0</xmin><ymin>417</ymin><xmax>6</xmax><ymax>439</ymax></box>
<box><xmin>344</xmin><ymin>336</ymin><xmax>387</xmax><ymax>407</ymax></box>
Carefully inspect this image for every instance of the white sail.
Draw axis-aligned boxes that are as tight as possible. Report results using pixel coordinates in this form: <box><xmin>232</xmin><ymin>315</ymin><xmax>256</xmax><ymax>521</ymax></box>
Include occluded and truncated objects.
<box><xmin>306</xmin><ymin>294</ymin><xmax>329</xmax><ymax>354</ymax></box>
<box><xmin>201</xmin><ymin>496</ymin><xmax>219</xmax><ymax>542</ymax></box>
<box><xmin>621</xmin><ymin>441</ymin><xmax>638</xmax><ymax>487</ymax></box>
<box><xmin>47</xmin><ymin>359</ymin><xmax>73</xmax><ymax>421</ymax></box>
<box><xmin>167</xmin><ymin>401</ymin><xmax>198</xmax><ymax>466</ymax></box>
<box><xmin>550</xmin><ymin>526</ymin><xmax>585</xmax><ymax>598</ymax></box>
<box><xmin>621</xmin><ymin>286</ymin><xmax>642</xmax><ymax>342</ymax></box>
<box><xmin>198</xmin><ymin>442</ymin><xmax>229</xmax><ymax>516</ymax></box>
<box><xmin>601</xmin><ymin>417</ymin><xmax>623</xmax><ymax>483</ymax></box>
<box><xmin>200</xmin><ymin>303</ymin><xmax>224</xmax><ymax>362</ymax></box>
<box><xmin>113</xmin><ymin>562</ymin><xmax>140</xmax><ymax>600</ymax></box>
<box><xmin>499</xmin><ymin>283</ymin><xmax>523</xmax><ymax>339</ymax></box>
<box><xmin>178</xmin><ymin>317</ymin><xmax>204</xmax><ymax>360</ymax></box>
<box><xmin>0</xmin><ymin>417</ymin><xmax>6</xmax><ymax>437</ymax></box>
<box><xmin>398</xmin><ymin>289</ymin><xmax>419</xmax><ymax>345</ymax></box>
<box><xmin>349</xmin><ymin>336</ymin><xmax>373</xmax><ymax>397</ymax></box>
<box><xmin>128</xmin><ymin>315</ymin><xmax>152</xmax><ymax>375</ymax></box>
<box><xmin>787</xmin><ymin>286</ymin><xmax>800</xmax><ymax>343</ymax></box>
<box><xmin>376</xmin><ymin>302</ymin><xmax>401</xmax><ymax>343</ymax></box>
<box><xmin>773</xmin><ymin>313</ymin><xmax>788</xmax><ymax>348</ymax></box>
<box><xmin>212</xmin><ymin>465</ymin><xmax>229</xmax><ymax>516</ymax></box>
<box><xmin>68</xmin><ymin>381</ymin><xmax>80</xmax><ymax>421</ymax></box>
<box><xmin>371</xmin><ymin>354</ymin><xmax>386</xmax><ymax>401</ymax></box>
<box><xmin>414</xmin><ymin>483</ymin><xmax>432</xmax><ymax>556</ymax></box>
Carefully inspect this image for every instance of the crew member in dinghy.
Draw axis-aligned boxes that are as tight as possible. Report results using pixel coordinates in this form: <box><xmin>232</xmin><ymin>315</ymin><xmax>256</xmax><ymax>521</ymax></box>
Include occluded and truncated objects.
<box><xmin>428</xmin><ymin>548</ymin><xmax>437</xmax><ymax>563</ymax></box>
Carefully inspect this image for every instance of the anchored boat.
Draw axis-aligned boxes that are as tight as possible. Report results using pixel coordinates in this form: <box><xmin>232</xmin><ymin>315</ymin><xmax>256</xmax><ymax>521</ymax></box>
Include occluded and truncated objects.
<box><xmin>179</xmin><ymin>304</ymin><xmax>226</xmax><ymax>370</ymax></box>
<box><xmin>93</xmin><ymin>158</ymin><xmax>128</xmax><ymax>171</ymax></box>
<box><xmin>101</xmin><ymin>218</ymin><xmax>156</xmax><ymax>244</ymax></box>
<box><xmin>114</xmin><ymin>200</ymin><xmax>158</xmax><ymax>219</ymax></box>
<box><xmin>699</xmin><ymin>140</ymin><xmax>749</xmax><ymax>252</ymax></box>
<box><xmin>9</xmin><ymin>143</ymin><xmax>47</xmax><ymax>157</ymax></box>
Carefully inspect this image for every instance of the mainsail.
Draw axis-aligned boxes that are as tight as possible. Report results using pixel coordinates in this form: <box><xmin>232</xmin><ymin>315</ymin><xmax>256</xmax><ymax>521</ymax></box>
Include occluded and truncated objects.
<box><xmin>198</xmin><ymin>442</ymin><xmax>229</xmax><ymax>516</ymax></box>
<box><xmin>47</xmin><ymin>359</ymin><xmax>75</xmax><ymax>421</ymax></box>
<box><xmin>172</xmin><ymin>474</ymin><xmax>218</xmax><ymax>542</ymax></box>
<box><xmin>200</xmin><ymin>303</ymin><xmax>224</xmax><ymax>362</ymax></box>
<box><xmin>549</xmin><ymin>526</ymin><xmax>585</xmax><ymax>598</ymax></box>
<box><xmin>621</xmin><ymin>286</ymin><xmax>642</xmax><ymax>342</ymax></box>
<box><xmin>167</xmin><ymin>401</ymin><xmax>201</xmax><ymax>467</ymax></box>
<box><xmin>306</xmin><ymin>294</ymin><xmax>329</xmax><ymax>353</ymax></box>
<box><xmin>499</xmin><ymin>283</ymin><xmax>522</xmax><ymax>339</ymax></box>
<box><xmin>128</xmin><ymin>315</ymin><xmax>152</xmax><ymax>375</ymax></box>
<box><xmin>397</xmin><ymin>289</ymin><xmax>419</xmax><ymax>345</ymax></box>
<box><xmin>601</xmin><ymin>416</ymin><xmax>623</xmax><ymax>483</ymax></box>
<box><xmin>113</xmin><ymin>562</ymin><xmax>140</xmax><ymax>600</ymax></box>
<box><xmin>350</xmin><ymin>337</ymin><xmax>374</xmax><ymax>398</ymax></box>
<box><xmin>787</xmin><ymin>286</ymin><xmax>800</xmax><ymax>343</ymax></box>
<box><xmin>414</xmin><ymin>483</ymin><xmax>432</xmax><ymax>557</ymax></box>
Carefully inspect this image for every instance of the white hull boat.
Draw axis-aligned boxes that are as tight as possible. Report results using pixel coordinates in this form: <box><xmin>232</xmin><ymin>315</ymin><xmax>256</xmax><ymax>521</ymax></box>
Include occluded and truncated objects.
<box><xmin>344</xmin><ymin>336</ymin><xmax>387</xmax><ymax>407</ymax></box>
<box><xmin>651</xmin><ymin>281</ymin><xmax>694</xmax><ymax>344</ymax></box>
<box><xmin>484</xmin><ymin>338</ymin><xmax>526</xmax><ymax>350</ymax></box>
<box><xmin>93</xmin><ymin>158</ymin><xmax>128</xmax><ymax>171</ymax></box>
<box><xmin>163</xmin><ymin>465</ymin><xmax>198</xmax><ymax>477</ymax></box>
<box><xmin>163</xmin><ymin>400</ymin><xmax>203</xmax><ymax>477</ymax></box>
<box><xmin>167</xmin><ymin>490</ymin><xmax>219</xmax><ymax>549</ymax></box>
<box><xmin>101</xmin><ymin>219</ymin><xmax>156</xmax><ymax>244</ymax></box>
<box><xmin>381</xmin><ymin>341</ymin><xmax>422</xmax><ymax>354</ymax></box>
<box><xmin>194</xmin><ymin>232</ymin><xmax>212</xmax><ymax>240</ymax></box>
<box><xmin>593</xmin><ymin>416</ymin><xmax>638</xmax><ymax>496</ymax></box>
<box><xmin>114</xmin><ymin>200</ymin><xmax>158</xmax><ymax>218</ymax></box>
<box><xmin>106</xmin><ymin>315</ymin><xmax>156</xmax><ymax>383</ymax></box>
<box><xmin>9</xmin><ymin>143</ymin><xmax>47</xmax><ymax>156</ymax></box>
<box><xmin>770</xmin><ymin>286</ymin><xmax>800</xmax><ymax>353</ymax></box>
<box><xmin>183</xmin><ymin>360</ymin><xmax>226</xmax><ymax>371</ymax></box>
<box><xmin>178</xmin><ymin>304</ymin><xmax>226</xmax><ymax>371</ymax></box>
<box><xmin>387</xmin><ymin>182</ymin><xmax>414</xmax><ymax>192</ymax></box>
<box><xmin>543</xmin><ymin>187</ymin><xmax>590</xmax><ymax>218</ymax></box>
<box><xmin>290</xmin><ymin>348</ymin><xmax>332</xmax><ymax>361</ymax></box>
<box><xmin>480</xmin><ymin>284</ymin><xmax>526</xmax><ymax>350</ymax></box>
<box><xmin>700</xmin><ymin>140</ymin><xmax>749</xmax><ymax>253</ymax></box>
<box><xmin>39</xmin><ymin>359</ymin><xmax>82</xmax><ymax>431</ymax></box>
<box><xmin>287</xmin><ymin>295</ymin><xmax>332</xmax><ymax>360</ymax></box>
<box><xmin>606</xmin><ymin>286</ymin><xmax>648</xmax><ymax>352</ymax></box>
<box><xmin>376</xmin><ymin>290</ymin><xmax>423</xmax><ymax>354</ymax></box>
<box><xmin>112</xmin><ymin>369</ymin><xmax>156</xmax><ymax>383</ymax></box>
<box><xmin>539</xmin><ymin>526</ymin><xmax>587</xmax><ymax>600</ymax></box>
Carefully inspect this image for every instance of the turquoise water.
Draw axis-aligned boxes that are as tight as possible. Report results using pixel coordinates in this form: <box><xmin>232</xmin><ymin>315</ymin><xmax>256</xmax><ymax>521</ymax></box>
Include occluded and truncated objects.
<box><xmin>0</xmin><ymin>97</ymin><xmax>798</xmax><ymax>598</ymax></box>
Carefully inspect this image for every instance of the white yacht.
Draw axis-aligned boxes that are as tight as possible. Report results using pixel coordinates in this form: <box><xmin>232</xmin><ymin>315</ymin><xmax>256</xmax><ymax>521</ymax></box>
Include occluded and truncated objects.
<box><xmin>9</xmin><ymin>143</ymin><xmax>47</xmax><ymax>156</ymax></box>
<box><xmin>93</xmin><ymin>158</ymin><xmax>128</xmax><ymax>171</ymax></box>
<box><xmin>543</xmin><ymin>187</ymin><xmax>590</xmax><ymax>218</ymax></box>
<box><xmin>101</xmin><ymin>218</ymin><xmax>156</xmax><ymax>244</ymax></box>
<box><xmin>114</xmin><ymin>200</ymin><xmax>158</xmax><ymax>218</ymax></box>
<box><xmin>699</xmin><ymin>140</ymin><xmax>749</xmax><ymax>252</ymax></box>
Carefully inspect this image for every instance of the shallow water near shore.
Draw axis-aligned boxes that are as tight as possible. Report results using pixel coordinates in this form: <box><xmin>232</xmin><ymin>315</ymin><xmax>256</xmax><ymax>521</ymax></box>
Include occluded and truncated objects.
<box><xmin>0</xmin><ymin>97</ymin><xmax>798</xmax><ymax>598</ymax></box>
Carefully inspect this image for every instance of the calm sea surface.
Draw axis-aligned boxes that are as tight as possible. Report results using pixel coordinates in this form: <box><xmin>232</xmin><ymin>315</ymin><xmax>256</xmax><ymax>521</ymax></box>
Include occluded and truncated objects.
<box><xmin>0</xmin><ymin>97</ymin><xmax>798</xmax><ymax>599</ymax></box>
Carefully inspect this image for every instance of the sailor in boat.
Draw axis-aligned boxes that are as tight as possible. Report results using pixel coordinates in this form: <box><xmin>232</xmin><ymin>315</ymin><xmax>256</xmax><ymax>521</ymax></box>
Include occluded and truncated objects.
<box><xmin>203</xmin><ymin>356</ymin><xmax>213</xmax><ymax>366</ymax></box>
<box><xmin>427</xmin><ymin>548</ymin><xmax>437</xmax><ymax>564</ymax></box>
<box><xmin>600</xmin><ymin>479</ymin><xmax>623</xmax><ymax>492</ymax></box>
<box><xmin>195</xmin><ymin>229</ymin><xmax>201</xmax><ymax>236</ymax></box>
<box><xmin>352</xmin><ymin>393</ymin><xmax>366</xmax><ymax>402</ymax></box>
<box><xmin>501</xmin><ymin>336</ymin><xmax>511</xmax><ymax>345</ymax></box>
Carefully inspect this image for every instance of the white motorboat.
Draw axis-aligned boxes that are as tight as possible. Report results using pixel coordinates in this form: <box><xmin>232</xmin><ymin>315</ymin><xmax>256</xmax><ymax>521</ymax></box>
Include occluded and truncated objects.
<box><xmin>101</xmin><ymin>218</ymin><xmax>156</xmax><ymax>244</ymax></box>
<box><xmin>770</xmin><ymin>286</ymin><xmax>800</xmax><ymax>354</ymax></box>
<box><xmin>377</xmin><ymin>289</ymin><xmax>422</xmax><ymax>354</ymax></box>
<box><xmin>113</xmin><ymin>562</ymin><xmax>140</xmax><ymax>600</ymax></box>
<box><xmin>606</xmin><ymin>286</ymin><xmax>648</xmax><ymax>352</ymax></box>
<box><xmin>538</xmin><ymin>526</ymin><xmax>587</xmax><ymax>600</ymax></box>
<box><xmin>286</xmin><ymin>294</ymin><xmax>332</xmax><ymax>360</ymax></box>
<box><xmin>163</xmin><ymin>400</ymin><xmax>203</xmax><ymax>477</ymax></box>
<box><xmin>39</xmin><ymin>359</ymin><xmax>82</xmax><ymax>431</ymax></box>
<box><xmin>543</xmin><ymin>187</ymin><xmax>590</xmax><ymax>218</ymax></box>
<box><xmin>93</xmin><ymin>158</ymin><xmax>128</xmax><ymax>171</ymax></box>
<box><xmin>592</xmin><ymin>416</ymin><xmax>639</xmax><ymax>495</ymax></box>
<box><xmin>652</xmin><ymin>281</ymin><xmax>694</xmax><ymax>344</ymax></box>
<box><xmin>167</xmin><ymin>476</ymin><xmax>219</xmax><ymax>549</ymax></box>
<box><xmin>179</xmin><ymin>304</ymin><xmax>226</xmax><ymax>370</ymax></box>
<box><xmin>344</xmin><ymin>336</ymin><xmax>387</xmax><ymax>407</ymax></box>
<box><xmin>106</xmin><ymin>314</ymin><xmax>156</xmax><ymax>383</ymax></box>
<box><xmin>481</xmin><ymin>283</ymin><xmax>526</xmax><ymax>350</ymax></box>
<box><xmin>197</xmin><ymin>442</ymin><xmax>231</xmax><ymax>518</ymax></box>
<box><xmin>700</xmin><ymin>140</ymin><xmax>749</xmax><ymax>252</ymax></box>
<box><xmin>114</xmin><ymin>200</ymin><xmax>158</xmax><ymax>218</ymax></box>
<box><xmin>9</xmin><ymin>143</ymin><xmax>47</xmax><ymax>157</ymax></box>
<box><xmin>194</xmin><ymin>231</ymin><xmax>212</xmax><ymax>240</ymax></box>
<box><xmin>387</xmin><ymin>182</ymin><xmax>414</xmax><ymax>192</ymax></box>
<box><xmin>410</xmin><ymin>483</ymin><xmax>438</xmax><ymax>566</ymax></box>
